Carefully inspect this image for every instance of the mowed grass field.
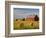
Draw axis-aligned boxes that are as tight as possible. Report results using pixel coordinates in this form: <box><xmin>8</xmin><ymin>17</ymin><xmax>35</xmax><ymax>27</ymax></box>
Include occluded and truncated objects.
<box><xmin>13</xmin><ymin>20</ymin><xmax>39</xmax><ymax>30</ymax></box>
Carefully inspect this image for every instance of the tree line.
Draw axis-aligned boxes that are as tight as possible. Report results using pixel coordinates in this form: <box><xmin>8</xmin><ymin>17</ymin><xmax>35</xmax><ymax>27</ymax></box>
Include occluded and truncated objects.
<box><xmin>16</xmin><ymin>15</ymin><xmax>39</xmax><ymax>21</ymax></box>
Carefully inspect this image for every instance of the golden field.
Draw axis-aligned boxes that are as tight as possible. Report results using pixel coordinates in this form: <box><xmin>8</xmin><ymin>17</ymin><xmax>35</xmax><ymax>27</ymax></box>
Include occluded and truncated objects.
<box><xmin>13</xmin><ymin>20</ymin><xmax>39</xmax><ymax>30</ymax></box>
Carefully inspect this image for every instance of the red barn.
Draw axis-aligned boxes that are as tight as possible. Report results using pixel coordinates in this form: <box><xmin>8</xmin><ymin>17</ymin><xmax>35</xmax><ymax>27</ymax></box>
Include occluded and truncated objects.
<box><xmin>26</xmin><ymin>15</ymin><xmax>35</xmax><ymax>21</ymax></box>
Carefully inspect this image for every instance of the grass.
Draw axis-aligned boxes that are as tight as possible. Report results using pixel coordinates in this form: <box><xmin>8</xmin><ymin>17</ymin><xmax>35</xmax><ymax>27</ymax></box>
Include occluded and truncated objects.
<box><xmin>13</xmin><ymin>20</ymin><xmax>39</xmax><ymax>30</ymax></box>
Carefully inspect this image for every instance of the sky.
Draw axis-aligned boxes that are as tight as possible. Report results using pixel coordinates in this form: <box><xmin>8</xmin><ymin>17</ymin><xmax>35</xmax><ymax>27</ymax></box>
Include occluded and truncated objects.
<box><xmin>13</xmin><ymin>8</ymin><xmax>39</xmax><ymax>19</ymax></box>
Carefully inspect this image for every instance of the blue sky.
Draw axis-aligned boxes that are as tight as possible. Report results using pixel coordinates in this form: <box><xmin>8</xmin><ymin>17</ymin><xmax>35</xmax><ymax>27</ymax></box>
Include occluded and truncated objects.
<box><xmin>13</xmin><ymin>8</ymin><xmax>39</xmax><ymax>19</ymax></box>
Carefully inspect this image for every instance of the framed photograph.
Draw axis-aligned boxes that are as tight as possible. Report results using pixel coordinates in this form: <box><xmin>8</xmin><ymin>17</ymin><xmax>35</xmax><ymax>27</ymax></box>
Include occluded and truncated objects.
<box><xmin>5</xmin><ymin>1</ymin><xmax>45</xmax><ymax>37</ymax></box>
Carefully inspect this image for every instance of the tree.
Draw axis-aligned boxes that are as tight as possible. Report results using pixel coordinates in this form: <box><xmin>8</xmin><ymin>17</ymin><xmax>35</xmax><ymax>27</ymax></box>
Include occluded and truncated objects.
<box><xmin>22</xmin><ymin>18</ymin><xmax>25</xmax><ymax>21</ymax></box>
<box><xmin>34</xmin><ymin>15</ymin><xmax>39</xmax><ymax>21</ymax></box>
<box><xmin>16</xmin><ymin>19</ymin><xmax>18</xmax><ymax>21</ymax></box>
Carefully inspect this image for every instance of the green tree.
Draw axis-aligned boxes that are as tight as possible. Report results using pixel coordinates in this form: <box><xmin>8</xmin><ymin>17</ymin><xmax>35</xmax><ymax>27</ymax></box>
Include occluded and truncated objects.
<box><xmin>16</xmin><ymin>19</ymin><xmax>18</xmax><ymax>21</ymax></box>
<box><xmin>34</xmin><ymin>15</ymin><xmax>39</xmax><ymax>21</ymax></box>
<box><xmin>22</xmin><ymin>18</ymin><xmax>25</xmax><ymax>21</ymax></box>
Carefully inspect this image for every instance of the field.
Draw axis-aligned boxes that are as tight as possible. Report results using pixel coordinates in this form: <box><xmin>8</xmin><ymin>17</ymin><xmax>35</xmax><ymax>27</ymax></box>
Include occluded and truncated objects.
<box><xmin>13</xmin><ymin>20</ymin><xmax>39</xmax><ymax>30</ymax></box>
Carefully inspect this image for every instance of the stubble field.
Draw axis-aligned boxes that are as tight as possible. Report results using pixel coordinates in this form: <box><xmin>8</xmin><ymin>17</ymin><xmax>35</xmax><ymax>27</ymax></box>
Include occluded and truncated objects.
<box><xmin>13</xmin><ymin>20</ymin><xmax>39</xmax><ymax>30</ymax></box>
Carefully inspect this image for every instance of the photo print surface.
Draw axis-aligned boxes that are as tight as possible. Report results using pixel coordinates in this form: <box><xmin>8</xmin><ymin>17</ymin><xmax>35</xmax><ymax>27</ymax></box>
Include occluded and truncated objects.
<box><xmin>13</xmin><ymin>8</ymin><xmax>39</xmax><ymax>30</ymax></box>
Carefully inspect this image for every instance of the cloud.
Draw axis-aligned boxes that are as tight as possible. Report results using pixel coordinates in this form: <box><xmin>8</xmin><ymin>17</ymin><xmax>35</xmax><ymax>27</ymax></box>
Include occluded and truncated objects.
<box><xmin>14</xmin><ymin>8</ymin><xmax>39</xmax><ymax>19</ymax></box>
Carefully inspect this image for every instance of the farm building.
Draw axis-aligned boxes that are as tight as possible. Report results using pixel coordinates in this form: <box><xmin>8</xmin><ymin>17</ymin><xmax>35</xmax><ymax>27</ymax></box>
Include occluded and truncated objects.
<box><xmin>26</xmin><ymin>15</ymin><xmax>39</xmax><ymax>21</ymax></box>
